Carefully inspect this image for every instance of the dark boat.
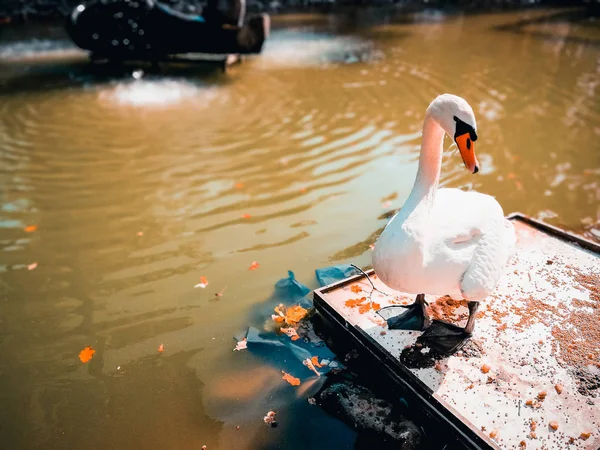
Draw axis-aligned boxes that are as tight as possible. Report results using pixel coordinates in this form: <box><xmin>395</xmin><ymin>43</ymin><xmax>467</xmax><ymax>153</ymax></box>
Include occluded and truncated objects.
<box><xmin>65</xmin><ymin>0</ymin><xmax>270</xmax><ymax>63</ymax></box>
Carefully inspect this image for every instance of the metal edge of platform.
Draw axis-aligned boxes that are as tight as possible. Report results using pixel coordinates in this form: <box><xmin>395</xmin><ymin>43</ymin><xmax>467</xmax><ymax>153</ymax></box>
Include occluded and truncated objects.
<box><xmin>312</xmin><ymin>213</ymin><xmax>600</xmax><ymax>450</ymax></box>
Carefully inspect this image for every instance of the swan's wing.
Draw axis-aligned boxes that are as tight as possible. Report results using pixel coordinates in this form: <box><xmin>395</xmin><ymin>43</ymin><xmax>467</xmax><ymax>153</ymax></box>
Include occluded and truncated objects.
<box><xmin>459</xmin><ymin>218</ymin><xmax>516</xmax><ymax>301</ymax></box>
<box><xmin>431</xmin><ymin>189</ymin><xmax>517</xmax><ymax>300</ymax></box>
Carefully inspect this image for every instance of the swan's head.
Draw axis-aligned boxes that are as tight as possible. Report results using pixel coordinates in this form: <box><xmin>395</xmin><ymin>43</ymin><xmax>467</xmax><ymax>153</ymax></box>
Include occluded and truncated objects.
<box><xmin>427</xmin><ymin>94</ymin><xmax>479</xmax><ymax>174</ymax></box>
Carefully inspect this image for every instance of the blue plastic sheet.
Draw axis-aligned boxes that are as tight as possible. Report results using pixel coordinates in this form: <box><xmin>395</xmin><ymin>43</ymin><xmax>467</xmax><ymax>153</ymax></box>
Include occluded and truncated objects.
<box><xmin>239</xmin><ymin>267</ymin><xmax>358</xmax><ymax>378</ymax></box>
<box><xmin>315</xmin><ymin>264</ymin><xmax>360</xmax><ymax>287</ymax></box>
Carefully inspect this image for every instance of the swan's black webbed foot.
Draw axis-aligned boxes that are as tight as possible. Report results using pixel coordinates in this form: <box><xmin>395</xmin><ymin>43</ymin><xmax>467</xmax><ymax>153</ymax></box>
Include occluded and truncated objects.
<box><xmin>418</xmin><ymin>301</ymin><xmax>479</xmax><ymax>355</ymax></box>
<box><xmin>379</xmin><ymin>294</ymin><xmax>431</xmax><ymax>331</ymax></box>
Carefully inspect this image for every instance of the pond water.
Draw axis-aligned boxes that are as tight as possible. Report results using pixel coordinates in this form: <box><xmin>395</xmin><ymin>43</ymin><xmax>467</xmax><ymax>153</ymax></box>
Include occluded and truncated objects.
<box><xmin>0</xmin><ymin>6</ymin><xmax>599</xmax><ymax>450</ymax></box>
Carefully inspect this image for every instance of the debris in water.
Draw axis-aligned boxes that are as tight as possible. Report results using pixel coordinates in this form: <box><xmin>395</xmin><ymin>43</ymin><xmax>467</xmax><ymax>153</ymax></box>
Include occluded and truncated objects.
<box><xmin>281</xmin><ymin>371</ymin><xmax>301</xmax><ymax>386</ymax></box>
<box><xmin>158</xmin><ymin>344</ymin><xmax>164</xmax><ymax>352</ymax></box>
<box><xmin>280</xmin><ymin>327</ymin><xmax>299</xmax><ymax>340</ymax></box>
<box><xmin>215</xmin><ymin>287</ymin><xmax>227</xmax><ymax>297</ymax></box>
<box><xmin>549</xmin><ymin>421</ymin><xmax>559</xmax><ymax>431</ymax></box>
<box><xmin>132</xmin><ymin>69</ymin><xmax>144</xmax><ymax>80</ymax></box>
<box><xmin>554</xmin><ymin>384</ymin><xmax>563</xmax><ymax>394</ymax></box>
<box><xmin>137</xmin><ymin>231</ymin><xmax>144</xmax><ymax>236</ymax></box>
<box><xmin>263</xmin><ymin>410</ymin><xmax>277</xmax><ymax>426</ymax></box>
<box><xmin>248</xmin><ymin>261</ymin><xmax>260</xmax><ymax>271</ymax></box>
<box><xmin>194</xmin><ymin>276</ymin><xmax>209</xmax><ymax>288</ymax></box>
<box><xmin>579</xmin><ymin>431</ymin><xmax>590</xmax><ymax>440</ymax></box>
<box><xmin>27</xmin><ymin>262</ymin><xmax>38</xmax><ymax>271</ymax></box>
<box><xmin>25</xmin><ymin>225</ymin><xmax>37</xmax><ymax>232</ymax></box>
<box><xmin>233</xmin><ymin>338</ymin><xmax>247</xmax><ymax>351</ymax></box>
<box><xmin>303</xmin><ymin>358</ymin><xmax>321</xmax><ymax>377</ymax></box>
<box><xmin>79</xmin><ymin>346</ymin><xmax>95</xmax><ymax>363</ymax></box>
<box><xmin>242</xmin><ymin>214</ymin><xmax>251</xmax><ymax>219</ymax></box>
<box><xmin>234</xmin><ymin>182</ymin><xmax>244</xmax><ymax>189</ymax></box>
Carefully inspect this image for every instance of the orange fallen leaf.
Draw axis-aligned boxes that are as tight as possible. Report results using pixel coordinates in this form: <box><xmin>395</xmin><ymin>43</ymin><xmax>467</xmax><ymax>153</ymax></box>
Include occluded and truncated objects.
<box><xmin>281</xmin><ymin>371</ymin><xmax>301</xmax><ymax>386</ymax></box>
<box><xmin>271</xmin><ymin>315</ymin><xmax>285</xmax><ymax>323</ymax></box>
<box><xmin>137</xmin><ymin>231</ymin><xmax>144</xmax><ymax>237</ymax></box>
<box><xmin>579</xmin><ymin>431</ymin><xmax>591</xmax><ymax>440</ymax></box>
<box><xmin>350</xmin><ymin>285</ymin><xmax>362</xmax><ymax>293</ymax></box>
<box><xmin>284</xmin><ymin>305</ymin><xmax>308</xmax><ymax>325</ymax></box>
<box><xmin>79</xmin><ymin>346</ymin><xmax>96</xmax><ymax>363</ymax></box>
<box><xmin>194</xmin><ymin>276</ymin><xmax>209</xmax><ymax>289</ymax></box>
<box><xmin>358</xmin><ymin>303</ymin><xmax>371</xmax><ymax>314</ymax></box>
<box><xmin>27</xmin><ymin>262</ymin><xmax>38</xmax><ymax>271</ymax></box>
<box><xmin>248</xmin><ymin>261</ymin><xmax>260</xmax><ymax>271</ymax></box>
<box><xmin>234</xmin><ymin>182</ymin><xmax>244</xmax><ymax>189</ymax></box>
<box><xmin>345</xmin><ymin>297</ymin><xmax>367</xmax><ymax>307</ymax></box>
<box><xmin>158</xmin><ymin>344</ymin><xmax>164</xmax><ymax>352</ymax></box>
<box><xmin>24</xmin><ymin>225</ymin><xmax>37</xmax><ymax>233</ymax></box>
<box><xmin>311</xmin><ymin>356</ymin><xmax>322</xmax><ymax>368</ymax></box>
<box><xmin>481</xmin><ymin>364</ymin><xmax>491</xmax><ymax>374</ymax></box>
<box><xmin>549</xmin><ymin>421</ymin><xmax>559</xmax><ymax>431</ymax></box>
<box><xmin>554</xmin><ymin>384</ymin><xmax>563</xmax><ymax>394</ymax></box>
<box><xmin>489</xmin><ymin>430</ymin><xmax>498</xmax><ymax>439</ymax></box>
<box><xmin>242</xmin><ymin>214</ymin><xmax>251</xmax><ymax>219</ymax></box>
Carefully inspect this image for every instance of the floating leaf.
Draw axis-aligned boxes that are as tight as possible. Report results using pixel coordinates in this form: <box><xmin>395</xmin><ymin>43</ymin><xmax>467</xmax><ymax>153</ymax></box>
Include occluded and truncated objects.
<box><xmin>284</xmin><ymin>305</ymin><xmax>308</xmax><ymax>325</ymax></box>
<box><xmin>303</xmin><ymin>358</ymin><xmax>321</xmax><ymax>377</ymax></box>
<box><xmin>234</xmin><ymin>182</ymin><xmax>244</xmax><ymax>189</ymax></box>
<box><xmin>233</xmin><ymin>338</ymin><xmax>247</xmax><ymax>351</ymax></box>
<box><xmin>24</xmin><ymin>225</ymin><xmax>37</xmax><ymax>233</ymax></box>
<box><xmin>311</xmin><ymin>356</ymin><xmax>323</xmax><ymax>368</ymax></box>
<box><xmin>137</xmin><ymin>231</ymin><xmax>144</xmax><ymax>237</ymax></box>
<box><xmin>350</xmin><ymin>284</ymin><xmax>362</xmax><ymax>293</ymax></box>
<box><xmin>194</xmin><ymin>276</ymin><xmax>209</xmax><ymax>288</ymax></box>
<box><xmin>79</xmin><ymin>346</ymin><xmax>95</xmax><ymax>363</ymax></box>
<box><xmin>242</xmin><ymin>214</ymin><xmax>251</xmax><ymax>219</ymax></box>
<box><xmin>158</xmin><ymin>344</ymin><xmax>164</xmax><ymax>353</ymax></box>
<box><xmin>281</xmin><ymin>371</ymin><xmax>301</xmax><ymax>386</ymax></box>
<box><xmin>263</xmin><ymin>410</ymin><xmax>277</xmax><ymax>425</ymax></box>
<box><xmin>27</xmin><ymin>262</ymin><xmax>38</xmax><ymax>271</ymax></box>
<box><xmin>248</xmin><ymin>261</ymin><xmax>260</xmax><ymax>271</ymax></box>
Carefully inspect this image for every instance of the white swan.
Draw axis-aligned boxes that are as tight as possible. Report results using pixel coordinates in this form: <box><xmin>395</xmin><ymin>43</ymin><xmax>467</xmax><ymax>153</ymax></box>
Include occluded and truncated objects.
<box><xmin>372</xmin><ymin>94</ymin><xmax>516</xmax><ymax>351</ymax></box>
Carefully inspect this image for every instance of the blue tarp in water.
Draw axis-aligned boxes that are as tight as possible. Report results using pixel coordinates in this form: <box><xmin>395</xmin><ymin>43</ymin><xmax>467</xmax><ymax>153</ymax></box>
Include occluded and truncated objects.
<box><xmin>239</xmin><ymin>266</ymin><xmax>358</xmax><ymax>378</ymax></box>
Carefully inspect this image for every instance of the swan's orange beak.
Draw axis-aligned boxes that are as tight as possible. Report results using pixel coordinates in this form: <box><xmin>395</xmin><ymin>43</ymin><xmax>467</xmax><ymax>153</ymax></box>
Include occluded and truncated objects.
<box><xmin>455</xmin><ymin>133</ymin><xmax>479</xmax><ymax>174</ymax></box>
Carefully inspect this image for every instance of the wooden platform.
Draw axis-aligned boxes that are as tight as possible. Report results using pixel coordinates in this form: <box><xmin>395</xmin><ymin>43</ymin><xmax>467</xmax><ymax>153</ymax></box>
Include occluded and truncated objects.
<box><xmin>314</xmin><ymin>213</ymin><xmax>600</xmax><ymax>450</ymax></box>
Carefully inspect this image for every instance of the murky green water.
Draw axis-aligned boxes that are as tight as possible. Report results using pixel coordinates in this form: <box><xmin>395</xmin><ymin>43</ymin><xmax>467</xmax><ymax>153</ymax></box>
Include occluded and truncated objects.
<box><xmin>0</xmin><ymin>6</ymin><xmax>599</xmax><ymax>449</ymax></box>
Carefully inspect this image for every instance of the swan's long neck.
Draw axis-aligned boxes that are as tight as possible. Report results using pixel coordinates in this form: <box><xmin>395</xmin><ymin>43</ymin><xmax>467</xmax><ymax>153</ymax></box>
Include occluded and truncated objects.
<box><xmin>404</xmin><ymin>114</ymin><xmax>445</xmax><ymax>214</ymax></box>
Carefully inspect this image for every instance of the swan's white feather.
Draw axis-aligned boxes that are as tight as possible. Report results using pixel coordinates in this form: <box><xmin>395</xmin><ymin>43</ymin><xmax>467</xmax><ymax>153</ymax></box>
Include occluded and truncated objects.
<box><xmin>373</xmin><ymin>187</ymin><xmax>516</xmax><ymax>301</ymax></box>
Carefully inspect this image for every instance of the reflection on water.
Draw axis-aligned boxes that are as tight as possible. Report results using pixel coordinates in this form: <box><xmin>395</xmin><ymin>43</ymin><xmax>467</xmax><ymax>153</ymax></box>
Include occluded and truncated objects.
<box><xmin>0</xmin><ymin>6</ymin><xmax>599</xmax><ymax>449</ymax></box>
